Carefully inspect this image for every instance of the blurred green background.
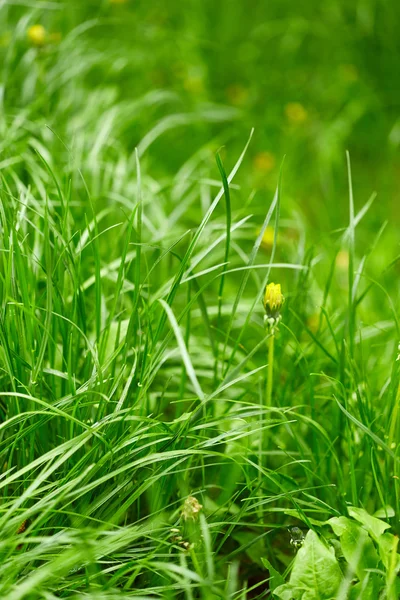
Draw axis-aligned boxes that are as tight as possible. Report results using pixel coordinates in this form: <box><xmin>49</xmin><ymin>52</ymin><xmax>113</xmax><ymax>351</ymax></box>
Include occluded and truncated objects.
<box><xmin>2</xmin><ymin>0</ymin><xmax>400</xmax><ymax>235</ymax></box>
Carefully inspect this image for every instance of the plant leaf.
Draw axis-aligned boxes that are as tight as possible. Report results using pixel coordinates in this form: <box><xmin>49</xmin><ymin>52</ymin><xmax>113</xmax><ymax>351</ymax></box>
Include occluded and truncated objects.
<box><xmin>286</xmin><ymin>530</ymin><xmax>342</xmax><ymax>599</ymax></box>
<box><xmin>347</xmin><ymin>506</ymin><xmax>390</xmax><ymax>539</ymax></box>
<box><xmin>328</xmin><ymin>516</ymin><xmax>380</xmax><ymax>580</ymax></box>
<box><xmin>376</xmin><ymin>531</ymin><xmax>399</xmax><ymax>570</ymax></box>
<box><xmin>373</xmin><ymin>506</ymin><xmax>395</xmax><ymax>519</ymax></box>
<box><xmin>261</xmin><ymin>557</ymin><xmax>285</xmax><ymax>592</ymax></box>
<box><xmin>348</xmin><ymin>573</ymin><xmax>384</xmax><ymax>600</ymax></box>
<box><xmin>273</xmin><ymin>583</ymin><xmax>296</xmax><ymax>600</ymax></box>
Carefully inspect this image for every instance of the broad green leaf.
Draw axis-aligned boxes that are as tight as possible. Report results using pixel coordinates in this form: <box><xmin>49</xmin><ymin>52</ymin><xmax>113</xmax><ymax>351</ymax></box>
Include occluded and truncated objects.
<box><xmin>347</xmin><ymin>507</ymin><xmax>399</xmax><ymax>573</ymax></box>
<box><xmin>347</xmin><ymin>506</ymin><xmax>390</xmax><ymax>540</ymax></box>
<box><xmin>285</xmin><ymin>530</ymin><xmax>342</xmax><ymax>599</ymax></box>
<box><xmin>373</xmin><ymin>506</ymin><xmax>395</xmax><ymax>519</ymax></box>
<box><xmin>377</xmin><ymin>531</ymin><xmax>399</xmax><ymax>570</ymax></box>
<box><xmin>273</xmin><ymin>583</ymin><xmax>296</xmax><ymax>600</ymax></box>
<box><xmin>329</xmin><ymin>516</ymin><xmax>380</xmax><ymax>580</ymax></box>
<box><xmin>261</xmin><ymin>557</ymin><xmax>285</xmax><ymax>592</ymax></box>
<box><xmin>348</xmin><ymin>573</ymin><xmax>383</xmax><ymax>600</ymax></box>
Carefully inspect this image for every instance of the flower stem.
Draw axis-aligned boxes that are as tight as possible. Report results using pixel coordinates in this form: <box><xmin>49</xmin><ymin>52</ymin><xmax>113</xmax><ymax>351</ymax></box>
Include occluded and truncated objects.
<box><xmin>258</xmin><ymin>329</ymin><xmax>275</xmax><ymax>522</ymax></box>
<box><xmin>266</xmin><ymin>331</ymin><xmax>275</xmax><ymax>407</ymax></box>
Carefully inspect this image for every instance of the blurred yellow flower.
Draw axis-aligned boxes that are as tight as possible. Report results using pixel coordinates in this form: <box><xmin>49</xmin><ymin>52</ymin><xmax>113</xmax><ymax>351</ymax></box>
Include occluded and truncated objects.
<box><xmin>226</xmin><ymin>84</ymin><xmax>249</xmax><ymax>106</ymax></box>
<box><xmin>27</xmin><ymin>24</ymin><xmax>46</xmax><ymax>47</ymax></box>
<box><xmin>307</xmin><ymin>313</ymin><xmax>320</xmax><ymax>333</ymax></box>
<box><xmin>263</xmin><ymin>282</ymin><xmax>285</xmax><ymax>320</ymax></box>
<box><xmin>259</xmin><ymin>225</ymin><xmax>275</xmax><ymax>249</ymax></box>
<box><xmin>183</xmin><ymin>74</ymin><xmax>204</xmax><ymax>94</ymax></box>
<box><xmin>336</xmin><ymin>250</ymin><xmax>349</xmax><ymax>270</ymax></box>
<box><xmin>285</xmin><ymin>102</ymin><xmax>308</xmax><ymax>124</ymax></box>
<box><xmin>253</xmin><ymin>151</ymin><xmax>276</xmax><ymax>173</ymax></box>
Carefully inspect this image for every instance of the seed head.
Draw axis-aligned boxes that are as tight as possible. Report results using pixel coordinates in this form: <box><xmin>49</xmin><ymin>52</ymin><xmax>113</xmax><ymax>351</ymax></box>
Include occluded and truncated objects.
<box><xmin>181</xmin><ymin>496</ymin><xmax>202</xmax><ymax>521</ymax></box>
<box><xmin>27</xmin><ymin>25</ymin><xmax>46</xmax><ymax>47</ymax></box>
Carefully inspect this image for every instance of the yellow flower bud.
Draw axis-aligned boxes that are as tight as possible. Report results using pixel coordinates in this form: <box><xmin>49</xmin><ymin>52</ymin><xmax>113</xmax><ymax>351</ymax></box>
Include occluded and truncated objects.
<box><xmin>27</xmin><ymin>25</ymin><xmax>46</xmax><ymax>47</ymax></box>
<box><xmin>263</xmin><ymin>282</ymin><xmax>284</xmax><ymax>321</ymax></box>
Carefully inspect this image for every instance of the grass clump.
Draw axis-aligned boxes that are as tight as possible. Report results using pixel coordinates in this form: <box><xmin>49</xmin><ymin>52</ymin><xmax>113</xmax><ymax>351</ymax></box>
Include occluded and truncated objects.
<box><xmin>0</xmin><ymin>2</ymin><xmax>399</xmax><ymax>599</ymax></box>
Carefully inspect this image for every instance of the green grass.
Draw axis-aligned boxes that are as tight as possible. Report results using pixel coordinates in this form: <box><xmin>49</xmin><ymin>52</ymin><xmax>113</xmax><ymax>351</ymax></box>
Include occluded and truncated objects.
<box><xmin>0</xmin><ymin>1</ymin><xmax>399</xmax><ymax>598</ymax></box>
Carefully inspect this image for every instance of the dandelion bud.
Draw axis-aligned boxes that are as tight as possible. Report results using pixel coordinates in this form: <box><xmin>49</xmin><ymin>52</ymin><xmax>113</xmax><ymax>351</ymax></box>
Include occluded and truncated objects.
<box><xmin>263</xmin><ymin>282</ymin><xmax>284</xmax><ymax>328</ymax></box>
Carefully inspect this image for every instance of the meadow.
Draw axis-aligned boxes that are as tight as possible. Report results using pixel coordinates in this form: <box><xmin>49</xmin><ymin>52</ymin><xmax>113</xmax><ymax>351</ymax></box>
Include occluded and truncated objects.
<box><xmin>0</xmin><ymin>1</ymin><xmax>400</xmax><ymax>598</ymax></box>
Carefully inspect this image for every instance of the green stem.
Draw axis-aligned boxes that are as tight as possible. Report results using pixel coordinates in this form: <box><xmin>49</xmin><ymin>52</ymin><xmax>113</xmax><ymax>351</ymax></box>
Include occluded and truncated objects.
<box><xmin>258</xmin><ymin>329</ymin><xmax>275</xmax><ymax>523</ymax></box>
<box><xmin>388</xmin><ymin>383</ymin><xmax>400</xmax><ymax>451</ymax></box>
<box><xmin>266</xmin><ymin>332</ymin><xmax>275</xmax><ymax>407</ymax></box>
